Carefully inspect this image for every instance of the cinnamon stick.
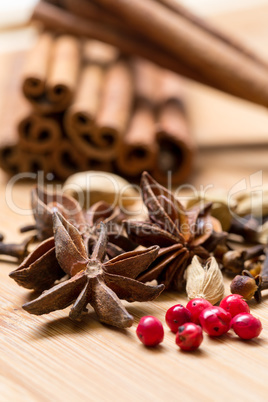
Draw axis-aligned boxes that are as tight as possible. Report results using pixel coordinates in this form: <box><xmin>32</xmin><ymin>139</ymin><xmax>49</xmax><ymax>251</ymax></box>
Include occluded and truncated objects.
<box><xmin>45</xmin><ymin>0</ymin><xmax>139</xmax><ymax>39</ymax></box>
<box><xmin>22</xmin><ymin>33</ymin><xmax>53</xmax><ymax>99</ymax></box>
<box><xmin>18</xmin><ymin>113</ymin><xmax>62</xmax><ymax>154</ymax></box>
<box><xmin>95</xmin><ymin>0</ymin><xmax>268</xmax><ymax>107</ymax></box>
<box><xmin>153</xmin><ymin>71</ymin><xmax>194</xmax><ymax>185</ymax></box>
<box><xmin>64</xmin><ymin>41</ymin><xmax>117</xmax><ymax>148</ymax></box>
<box><xmin>19</xmin><ymin>151</ymin><xmax>53</xmax><ymax>176</ymax></box>
<box><xmin>23</xmin><ymin>32</ymin><xmax>81</xmax><ymax>114</ymax></box>
<box><xmin>46</xmin><ymin>34</ymin><xmax>81</xmax><ymax>106</ymax></box>
<box><xmin>51</xmin><ymin>139</ymin><xmax>86</xmax><ymax>179</ymax></box>
<box><xmin>94</xmin><ymin>58</ymin><xmax>134</xmax><ymax>161</ymax></box>
<box><xmin>156</xmin><ymin>0</ymin><xmax>268</xmax><ymax>70</ymax></box>
<box><xmin>116</xmin><ymin>59</ymin><xmax>158</xmax><ymax>176</ymax></box>
<box><xmin>32</xmin><ymin>1</ymin><xmax>207</xmax><ymax>84</ymax></box>
<box><xmin>0</xmin><ymin>52</ymin><xmax>26</xmax><ymax>176</ymax></box>
<box><xmin>0</xmin><ymin>140</ymin><xmax>20</xmax><ymax>176</ymax></box>
<box><xmin>22</xmin><ymin>32</ymin><xmax>53</xmax><ymax>99</ymax></box>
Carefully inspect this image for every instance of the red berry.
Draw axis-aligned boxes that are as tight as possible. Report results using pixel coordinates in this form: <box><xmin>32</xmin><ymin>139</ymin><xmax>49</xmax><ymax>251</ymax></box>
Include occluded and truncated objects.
<box><xmin>175</xmin><ymin>323</ymin><xmax>203</xmax><ymax>351</ymax></box>
<box><xmin>199</xmin><ymin>306</ymin><xmax>232</xmax><ymax>337</ymax></box>
<box><xmin>165</xmin><ymin>304</ymin><xmax>192</xmax><ymax>333</ymax></box>
<box><xmin>136</xmin><ymin>316</ymin><xmax>164</xmax><ymax>346</ymax></box>
<box><xmin>231</xmin><ymin>313</ymin><xmax>262</xmax><ymax>340</ymax></box>
<box><xmin>186</xmin><ymin>298</ymin><xmax>213</xmax><ymax>325</ymax></box>
<box><xmin>220</xmin><ymin>294</ymin><xmax>250</xmax><ymax>317</ymax></box>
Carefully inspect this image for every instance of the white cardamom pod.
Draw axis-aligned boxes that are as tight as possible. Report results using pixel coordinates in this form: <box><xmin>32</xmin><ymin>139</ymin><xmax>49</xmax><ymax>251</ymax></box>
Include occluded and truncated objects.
<box><xmin>185</xmin><ymin>256</ymin><xmax>225</xmax><ymax>305</ymax></box>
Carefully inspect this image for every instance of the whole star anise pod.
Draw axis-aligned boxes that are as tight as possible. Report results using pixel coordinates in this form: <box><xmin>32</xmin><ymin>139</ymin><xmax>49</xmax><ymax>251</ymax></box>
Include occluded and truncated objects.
<box><xmin>9</xmin><ymin>237</ymin><xmax>64</xmax><ymax>291</ymax></box>
<box><xmin>21</xmin><ymin>187</ymin><xmax>136</xmax><ymax>257</ymax></box>
<box><xmin>124</xmin><ymin>172</ymin><xmax>224</xmax><ymax>290</ymax></box>
<box><xmin>84</xmin><ymin>201</ymin><xmax>137</xmax><ymax>259</ymax></box>
<box><xmin>20</xmin><ymin>186</ymin><xmax>85</xmax><ymax>241</ymax></box>
<box><xmin>22</xmin><ymin>211</ymin><xmax>164</xmax><ymax>328</ymax></box>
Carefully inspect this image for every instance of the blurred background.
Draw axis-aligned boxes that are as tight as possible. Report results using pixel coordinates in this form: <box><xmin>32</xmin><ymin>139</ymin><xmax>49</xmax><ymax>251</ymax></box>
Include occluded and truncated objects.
<box><xmin>1</xmin><ymin>0</ymin><xmax>268</xmax><ymax>188</ymax></box>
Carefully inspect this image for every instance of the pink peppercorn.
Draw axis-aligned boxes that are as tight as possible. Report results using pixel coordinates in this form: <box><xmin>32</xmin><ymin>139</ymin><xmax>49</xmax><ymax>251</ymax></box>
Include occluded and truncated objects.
<box><xmin>231</xmin><ymin>313</ymin><xmax>262</xmax><ymax>340</ymax></box>
<box><xmin>175</xmin><ymin>323</ymin><xmax>203</xmax><ymax>351</ymax></box>
<box><xmin>136</xmin><ymin>316</ymin><xmax>164</xmax><ymax>346</ymax></box>
<box><xmin>165</xmin><ymin>304</ymin><xmax>192</xmax><ymax>333</ymax></box>
<box><xmin>186</xmin><ymin>298</ymin><xmax>213</xmax><ymax>325</ymax></box>
<box><xmin>199</xmin><ymin>306</ymin><xmax>232</xmax><ymax>337</ymax></box>
<box><xmin>220</xmin><ymin>294</ymin><xmax>250</xmax><ymax>317</ymax></box>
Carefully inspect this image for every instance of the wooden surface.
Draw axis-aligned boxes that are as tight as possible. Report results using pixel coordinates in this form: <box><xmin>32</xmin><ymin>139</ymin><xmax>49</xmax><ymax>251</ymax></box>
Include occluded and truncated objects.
<box><xmin>1</xmin><ymin>5</ymin><xmax>268</xmax><ymax>402</ymax></box>
<box><xmin>0</xmin><ymin>172</ymin><xmax>268</xmax><ymax>402</ymax></box>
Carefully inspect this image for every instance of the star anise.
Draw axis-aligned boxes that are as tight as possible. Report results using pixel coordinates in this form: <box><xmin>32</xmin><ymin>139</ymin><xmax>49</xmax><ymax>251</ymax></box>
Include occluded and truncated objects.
<box><xmin>20</xmin><ymin>186</ymin><xmax>85</xmax><ymax>241</ymax></box>
<box><xmin>124</xmin><ymin>172</ymin><xmax>224</xmax><ymax>290</ymax></box>
<box><xmin>9</xmin><ymin>237</ymin><xmax>64</xmax><ymax>291</ymax></box>
<box><xmin>22</xmin><ymin>211</ymin><xmax>164</xmax><ymax>328</ymax></box>
<box><xmin>84</xmin><ymin>200</ymin><xmax>137</xmax><ymax>259</ymax></box>
<box><xmin>21</xmin><ymin>187</ymin><xmax>136</xmax><ymax>258</ymax></box>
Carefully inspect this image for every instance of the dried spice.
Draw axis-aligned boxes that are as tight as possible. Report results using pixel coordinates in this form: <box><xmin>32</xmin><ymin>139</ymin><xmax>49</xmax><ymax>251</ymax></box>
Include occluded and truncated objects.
<box><xmin>20</xmin><ymin>186</ymin><xmax>85</xmax><ymax>241</ymax></box>
<box><xmin>228</xmin><ymin>216</ymin><xmax>259</xmax><ymax>243</ymax></box>
<box><xmin>125</xmin><ymin>172</ymin><xmax>224</xmax><ymax>289</ymax></box>
<box><xmin>187</xmin><ymin>191</ymin><xmax>233</xmax><ymax>232</ymax></box>
<box><xmin>0</xmin><ymin>235</ymin><xmax>34</xmax><ymax>263</ymax></box>
<box><xmin>22</xmin><ymin>212</ymin><xmax>164</xmax><ymax>328</ymax></box>
<box><xmin>222</xmin><ymin>245</ymin><xmax>264</xmax><ymax>274</ymax></box>
<box><xmin>230</xmin><ymin>249</ymin><xmax>268</xmax><ymax>302</ymax></box>
<box><xmin>233</xmin><ymin>187</ymin><xmax>268</xmax><ymax>218</ymax></box>
<box><xmin>9</xmin><ymin>237</ymin><xmax>64</xmax><ymax>291</ymax></box>
<box><xmin>185</xmin><ymin>256</ymin><xmax>225</xmax><ymax>305</ymax></box>
<box><xmin>84</xmin><ymin>200</ymin><xmax>137</xmax><ymax>259</ymax></box>
<box><xmin>21</xmin><ymin>186</ymin><xmax>136</xmax><ymax>258</ymax></box>
<box><xmin>63</xmin><ymin>171</ymin><xmax>139</xmax><ymax>208</ymax></box>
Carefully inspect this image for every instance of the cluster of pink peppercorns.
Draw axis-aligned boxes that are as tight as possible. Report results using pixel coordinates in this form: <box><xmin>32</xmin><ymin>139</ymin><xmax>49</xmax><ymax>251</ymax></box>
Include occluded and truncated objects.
<box><xmin>136</xmin><ymin>294</ymin><xmax>262</xmax><ymax>350</ymax></box>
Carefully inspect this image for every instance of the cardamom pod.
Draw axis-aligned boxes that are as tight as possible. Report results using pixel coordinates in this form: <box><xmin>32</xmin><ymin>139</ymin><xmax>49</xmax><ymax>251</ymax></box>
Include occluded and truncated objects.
<box><xmin>185</xmin><ymin>256</ymin><xmax>225</xmax><ymax>305</ymax></box>
<box><xmin>63</xmin><ymin>171</ymin><xmax>139</xmax><ymax>209</ymax></box>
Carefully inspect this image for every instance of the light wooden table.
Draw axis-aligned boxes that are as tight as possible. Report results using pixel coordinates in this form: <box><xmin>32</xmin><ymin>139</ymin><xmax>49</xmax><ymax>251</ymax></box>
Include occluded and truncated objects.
<box><xmin>1</xmin><ymin>5</ymin><xmax>268</xmax><ymax>402</ymax></box>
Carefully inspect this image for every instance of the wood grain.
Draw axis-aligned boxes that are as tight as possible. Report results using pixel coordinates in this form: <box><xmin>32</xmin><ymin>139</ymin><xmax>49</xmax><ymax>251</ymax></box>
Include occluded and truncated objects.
<box><xmin>0</xmin><ymin>167</ymin><xmax>268</xmax><ymax>402</ymax></box>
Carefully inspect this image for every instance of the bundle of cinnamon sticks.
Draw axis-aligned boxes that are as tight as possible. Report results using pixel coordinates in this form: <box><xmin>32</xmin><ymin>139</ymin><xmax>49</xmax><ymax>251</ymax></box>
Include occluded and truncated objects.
<box><xmin>0</xmin><ymin>32</ymin><xmax>194</xmax><ymax>184</ymax></box>
<box><xmin>3</xmin><ymin>0</ymin><xmax>266</xmax><ymax>183</ymax></box>
<box><xmin>33</xmin><ymin>0</ymin><xmax>268</xmax><ymax>108</ymax></box>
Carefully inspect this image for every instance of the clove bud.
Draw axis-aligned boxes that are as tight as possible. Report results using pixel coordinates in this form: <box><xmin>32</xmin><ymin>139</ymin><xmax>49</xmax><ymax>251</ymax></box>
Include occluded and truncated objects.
<box><xmin>0</xmin><ymin>236</ymin><xmax>34</xmax><ymax>263</ymax></box>
<box><xmin>230</xmin><ymin>249</ymin><xmax>268</xmax><ymax>302</ymax></box>
<box><xmin>222</xmin><ymin>245</ymin><xmax>264</xmax><ymax>274</ymax></box>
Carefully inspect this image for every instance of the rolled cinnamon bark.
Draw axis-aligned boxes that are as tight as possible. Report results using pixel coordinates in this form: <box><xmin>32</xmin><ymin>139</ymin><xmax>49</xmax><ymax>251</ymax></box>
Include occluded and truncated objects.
<box><xmin>18</xmin><ymin>113</ymin><xmax>62</xmax><ymax>154</ymax></box>
<box><xmin>45</xmin><ymin>0</ymin><xmax>139</xmax><ymax>39</ymax></box>
<box><xmin>46</xmin><ymin>35</ymin><xmax>81</xmax><ymax>106</ymax></box>
<box><xmin>117</xmin><ymin>59</ymin><xmax>158</xmax><ymax>176</ymax></box>
<box><xmin>0</xmin><ymin>52</ymin><xmax>26</xmax><ymax>176</ymax></box>
<box><xmin>95</xmin><ymin>0</ymin><xmax>268</xmax><ymax>108</ymax></box>
<box><xmin>23</xmin><ymin>32</ymin><xmax>81</xmax><ymax>114</ymax></box>
<box><xmin>156</xmin><ymin>0</ymin><xmax>268</xmax><ymax>69</ymax></box>
<box><xmin>19</xmin><ymin>151</ymin><xmax>53</xmax><ymax>176</ymax></box>
<box><xmin>22</xmin><ymin>32</ymin><xmax>53</xmax><ymax>99</ymax></box>
<box><xmin>0</xmin><ymin>140</ymin><xmax>21</xmax><ymax>176</ymax></box>
<box><xmin>153</xmin><ymin>71</ymin><xmax>194</xmax><ymax>185</ymax></box>
<box><xmin>64</xmin><ymin>40</ymin><xmax>117</xmax><ymax>151</ymax></box>
<box><xmin>93</xmin><ymin>58</ymin><xmax>134</xmax><ymax>161</ymax></box>
<box><xmin>51</xmin><ymin>139</ymin><xmax>87</xmax><ymax>180</ymax></box>
<box><xmin>32</xmin><ymin>2</ymin><xmax>208</xmax><ymax>84</ymax></box>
